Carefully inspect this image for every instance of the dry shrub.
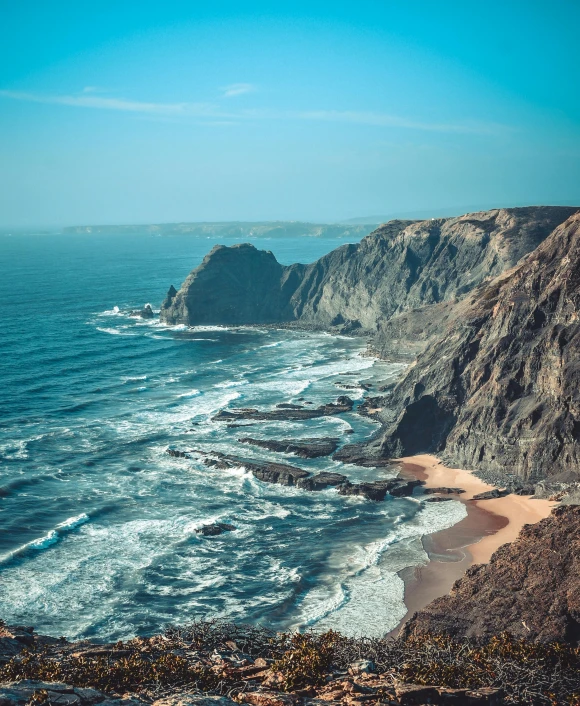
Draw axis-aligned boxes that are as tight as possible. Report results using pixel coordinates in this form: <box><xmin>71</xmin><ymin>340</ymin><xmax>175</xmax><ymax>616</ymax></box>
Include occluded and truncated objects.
<box><xmin>272</xmin><ymin>630</ymin><xmax>340</xmax><ymax>690</ymax></box>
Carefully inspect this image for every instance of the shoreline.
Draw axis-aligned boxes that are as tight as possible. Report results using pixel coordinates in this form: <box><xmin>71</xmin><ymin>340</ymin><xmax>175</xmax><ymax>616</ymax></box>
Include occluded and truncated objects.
<box><xmin>391</xmin><ymin>454</ymin><xmax>555</xmax><ymax>634</ymax></box>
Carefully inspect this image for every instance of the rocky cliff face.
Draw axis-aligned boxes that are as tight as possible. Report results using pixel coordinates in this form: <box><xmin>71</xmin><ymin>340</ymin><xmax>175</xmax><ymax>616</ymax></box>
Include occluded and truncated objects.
<box><xmin>160</xmin><ymin>207</ymin><xmax>578</xmax><ymax>330</ymax></box>
<box><xmin>374</xmin><ymin>212</ymin><xmax>580</xmax><ymax>480</ymax></box>
<box><xmin>402</xmin><ymin>505</ymin><xmax>580</xmax><ymax>645</ymax></box>
<box><xmin>161</xmin><ymin>244</ymin><xmax>305</xmax><ymax>325</ymax></box>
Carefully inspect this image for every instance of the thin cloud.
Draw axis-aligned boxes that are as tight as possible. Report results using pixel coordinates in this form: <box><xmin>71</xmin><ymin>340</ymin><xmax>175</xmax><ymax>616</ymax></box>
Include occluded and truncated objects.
<box><xmin>221</xmin><ymin>83</ymin><xmax>256</xmax><ymax>97</ymax></box>
<box><xmin>0</xmin><ymin>89</ymin><xmax>506</xmax><ymax>134</ymax></box>
<box><xmin>0</xmin><ymin>90</ymin><xmax>221</xmax><ymax>117</ymax></box>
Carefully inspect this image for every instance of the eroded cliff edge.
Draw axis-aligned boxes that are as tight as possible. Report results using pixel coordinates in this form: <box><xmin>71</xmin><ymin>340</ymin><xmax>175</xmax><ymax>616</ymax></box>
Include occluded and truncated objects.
<box><xmin>364</xmin><ymin>211</ymin><xmax>580</xmax><ymax>481</ymax></box>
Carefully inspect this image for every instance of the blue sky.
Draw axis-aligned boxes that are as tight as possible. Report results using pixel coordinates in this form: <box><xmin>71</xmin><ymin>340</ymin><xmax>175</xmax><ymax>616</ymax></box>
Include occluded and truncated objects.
<box><xmin>1</xmin><ymin>0</ymin><xmax>579</xmax><ymax>227</ymax></box>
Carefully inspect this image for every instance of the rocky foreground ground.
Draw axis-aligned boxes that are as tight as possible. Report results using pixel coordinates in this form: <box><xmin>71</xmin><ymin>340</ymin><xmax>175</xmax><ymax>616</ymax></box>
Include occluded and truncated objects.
<box><xmin>1</xmin><ymin>619</ymin><xmax>577</xmax><ymax>706</ymax></box>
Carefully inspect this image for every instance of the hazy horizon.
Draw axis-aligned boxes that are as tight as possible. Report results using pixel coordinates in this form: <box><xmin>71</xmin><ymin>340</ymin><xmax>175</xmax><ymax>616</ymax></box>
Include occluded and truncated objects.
<box><xmin>1</xmin><ymin>1</ymin><xmax>579</xmax><ymax>228</ymax></box>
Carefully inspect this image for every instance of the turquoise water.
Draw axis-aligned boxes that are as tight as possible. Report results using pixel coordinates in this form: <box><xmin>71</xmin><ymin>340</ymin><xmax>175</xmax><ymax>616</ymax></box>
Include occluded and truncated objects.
<box><xmin>0</xmin><ymin>231</ymin><xmax>466</xmax><ymax>641</ymax></box>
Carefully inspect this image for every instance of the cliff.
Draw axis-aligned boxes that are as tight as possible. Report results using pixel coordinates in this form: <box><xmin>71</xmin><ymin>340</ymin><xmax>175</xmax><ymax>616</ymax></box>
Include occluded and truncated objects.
<box><xmin>402</xmin><ymin>504</ymin><xmax>580</xmax><ymax>645</ymax></box>
<box><xmin>370</xmin><ymin>211</ymin><xmax>580</xmax><ymax>480</ymax></box>
<box><xmin>160</xmin><ymin>207</ymin><xmax>578</xmax><ymax>332</ymax></box>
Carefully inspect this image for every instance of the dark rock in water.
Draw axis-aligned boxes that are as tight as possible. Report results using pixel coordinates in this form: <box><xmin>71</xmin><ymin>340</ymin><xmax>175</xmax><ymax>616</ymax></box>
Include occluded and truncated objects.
<box><xmin>167</xmin><ymin>448</ymin><xmax>192</xmax><ymax>459</ymax></box>
<box><xmin>275</xmin><ymin>403</ymin><xmax>304</xmax><ymax>409</ymax></box>
<box><xmin>213</xmin><ymin>397</ymin><xmax>353</xmax><ymax>422</ymax></box>
<box><xmin>337</xmin><ymin>480</ymin><xmax>391</xmax><ymax>501</ymax></box>
<box><xmin>160</xmin><ymin>244</ymin><xmax>296</xmax><ymax>325</ymax></box>
<box><xmin>196</xmin><ymin>523</ymin><xmax>236</xmax><ymax>536</ymax></box>
<box><xmin>199</xmin><ymin>451</ymin><xmax>310</xmax><ymax>487</ymax></box>
<box><xmin>162</xmin><ymin>284</ymin><xmax>178</xmax><ymax>310</ymax></box>
<box><xmin>423</xmin><ymin>487</ymin><xmax>466</xmax><ymax>495</ymax></box>
<box><xmin>337</xmin><ymin>478</ymin><xmax>421</xmax><ymax>501</ymax></box>
<box><xmin>423</xmin><ymin>496</ymin><xmax>454</xmax><ymax>502</ymax></box>
<box><xmin>334</xmin><ymin>381</ymin><xmax>372</xmax><ymax>391</ymax></box>
<box><xmin>472</xmin><ymin>489</ymin><xmax>509</xmax><ymax>500</ymax></box>
<box><xmin>387</xmin><ymin>479</ymin><xmax>424</xmax><ymax>497</ymax></box>
<box><xmin>296</xmin><ymin>472</ymin><xmax>348</xmax><ymax>491</ymax></box>
<box><xmin>332</xmin><ymin>445</ymin><xmax>394</xmax><ymax>467</ymax></box>
<box><xmin>238</xmin><ymin>437</ymin><xmax>340</xmax><ymax>458</ymax></box>
<box><xmin>402</xmin><ymin>505</ymin><xmax>580</xmax><ymax>645</ymax></box>
<box><xmin>129</xmin><ymin>303</ymin><xmax>154</xmax><ymax>319</ymax></box>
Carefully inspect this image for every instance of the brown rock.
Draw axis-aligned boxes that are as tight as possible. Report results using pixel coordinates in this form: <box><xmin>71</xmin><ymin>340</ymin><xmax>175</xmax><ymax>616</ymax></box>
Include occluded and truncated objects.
<box><xmin>242</xmin><ymin>692</ymin><xmax>297</xmax><ymax>706</ymax></box>
<box><xmin>402</xmin><ymin>505</ymin><xmax>580</xmax><ymax>644</ymax></box>
<box><xmin>394</xmin><ymin>683</ymin><xmax>439</xmax><ymax>705</ymax></box>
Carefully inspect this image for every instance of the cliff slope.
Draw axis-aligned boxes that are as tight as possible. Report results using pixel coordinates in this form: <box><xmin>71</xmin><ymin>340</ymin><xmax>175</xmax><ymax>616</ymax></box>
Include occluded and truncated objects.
<box><xmin>373</xmin><ymin>211</ymin><xmax>580</xmax><ymax>480</ymax></box>
<box><xmin>160</xmin><ymin>207</ymin><xmax>578</xmax><ymax>329</ymax></box>
<box><xmin>402</xmin><ymin>505</ymin><xmax>580</xmax><ymax>644</ymax></box>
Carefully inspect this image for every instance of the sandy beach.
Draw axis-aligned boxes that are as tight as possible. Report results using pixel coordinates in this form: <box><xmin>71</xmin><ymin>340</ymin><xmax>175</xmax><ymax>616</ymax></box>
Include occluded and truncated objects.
<box><xmin>392</xmin><ymin>454</ymin><xmax>555</xmax><ymax>633</ymax></box>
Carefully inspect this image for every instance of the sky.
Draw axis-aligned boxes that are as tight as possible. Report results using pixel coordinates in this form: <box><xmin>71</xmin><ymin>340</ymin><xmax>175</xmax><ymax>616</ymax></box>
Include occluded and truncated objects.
<box><xmin>0</xmin><ymin>0</ymin><xmax>579</xmax><ymax>227</ymax></box>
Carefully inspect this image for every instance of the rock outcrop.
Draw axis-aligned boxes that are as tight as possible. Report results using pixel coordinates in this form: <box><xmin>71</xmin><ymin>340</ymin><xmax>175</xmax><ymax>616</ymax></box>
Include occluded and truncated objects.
<box><xmin>238</xmin><ymin>437</ymin><xmax>340</xmax><ymax>458</ymax></box>
<box><xmin>372</xmin><ymin>212</ymin><xmax>580</xmax><ymax>480</ymax></box>
<box><xmin>160</xmin><ymin>207</ymin><xmax>578</xmax><ymax>338</ymax></box>
<box><xmin>199</xmin><ymin>452</ymin><xmax>310</xmax><ymax>486</ymax></box>
<box><xmin>402</xmin><ymin>505</ymin><xmax>580</xmax><ymax>645</ymax></box>
<box><xmin>212</xmin><ymin>397</ymin><xmax>353</xmax><ymax>422</ymax></box>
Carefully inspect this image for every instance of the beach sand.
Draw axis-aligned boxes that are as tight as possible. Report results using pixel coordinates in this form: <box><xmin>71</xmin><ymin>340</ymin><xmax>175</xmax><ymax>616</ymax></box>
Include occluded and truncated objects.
<box><xmin>391</xmin><ymin>454</ymin><xmax>555</xmax><ymax>634</ymax></box>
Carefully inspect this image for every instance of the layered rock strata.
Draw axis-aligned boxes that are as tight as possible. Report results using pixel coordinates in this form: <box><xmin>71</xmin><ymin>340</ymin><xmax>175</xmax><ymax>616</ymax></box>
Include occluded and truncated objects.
<box><xmin>160</xmin><ymin>207</ymin><xmax>578</xmax><ymax>337</ymax></box>
<box><xmin>371</xmin><ymin>212</ymin><xmax>580</xmax><ymax>480</ymax></box>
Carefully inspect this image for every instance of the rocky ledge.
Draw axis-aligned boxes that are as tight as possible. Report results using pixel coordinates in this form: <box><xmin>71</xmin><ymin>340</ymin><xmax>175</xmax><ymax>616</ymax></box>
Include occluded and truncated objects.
<box><xmin>212</xmin><ymin>397</ymin><xmax>354</xmax><ymax>422</ymax></box>
<box><xmin>238</xmin><ymin>437</ymin><xmax>340</xmax><ymax>458</ymax></box>
<box><xmin>166</xmin><ymin>450</ymin><xmax>421</xmax><ymax>501</ymax></box>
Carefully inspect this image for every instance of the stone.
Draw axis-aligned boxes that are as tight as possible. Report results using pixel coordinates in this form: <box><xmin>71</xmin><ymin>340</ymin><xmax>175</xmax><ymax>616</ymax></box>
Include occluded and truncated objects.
<box><xmin>129</xmin><ymin>304</ymin><xmax>154</xmax><ymax>319</ymax></box>
<box><xmin>347</xmin><ymin>660</ymin><xmax>376</xmax><ymax>675</ymax></box>
<box><xmin>198</xmin><ymin>452</ymin><xmax>310</xmax><ymax>487</ymax></box>
<box><xmin>465</xmin><ymin>687</ymin><xmax>504</xmax><ymax>705</ymax></box>
<box><xmin>422</xmin><ymin>488</ymin><xmax>465</xmax><ymax>495</ymax></box>
<box><xmin>152</xmin><ymin>697</ymin><xmax>237</xmax><ymax>706</ymax></box>
<box><xmin>472</xmin><ymin>490</ymin><xmax>507</xmax><ymax>501</ymax></box>
<box><xmin>394</xmin><ymin>683</ymin><xmax>439</xmax><ymax>705</ymax></box>
<box><xmin>241</xmin><ymin>693</ymin><xmax>297</xmax><ymax>706</ymax></box>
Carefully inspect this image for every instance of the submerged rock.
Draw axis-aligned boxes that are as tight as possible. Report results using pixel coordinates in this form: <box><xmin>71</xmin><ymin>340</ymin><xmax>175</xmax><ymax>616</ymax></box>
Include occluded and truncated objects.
<box><xmin>195</xmin><ymin>523</ymin><xmax>236</xmax><ymax>536</ymax></box>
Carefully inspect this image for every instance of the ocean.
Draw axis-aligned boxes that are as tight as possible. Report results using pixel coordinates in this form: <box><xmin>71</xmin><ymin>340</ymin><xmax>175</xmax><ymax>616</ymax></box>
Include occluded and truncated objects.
<box><xmin>0</xmin><ymin>230</ymin><xmax>466</xmax><ymax>641</ymax></box>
